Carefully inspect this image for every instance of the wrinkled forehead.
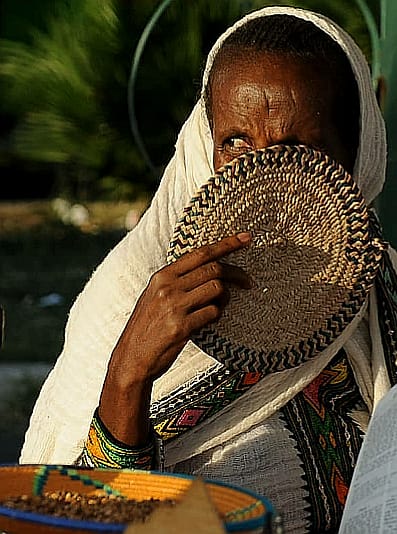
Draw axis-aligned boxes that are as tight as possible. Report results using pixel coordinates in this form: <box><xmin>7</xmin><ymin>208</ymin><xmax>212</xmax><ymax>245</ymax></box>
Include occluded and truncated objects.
<box><xmin>201</xmin><ymin>10</ymin><xmax>355</xmax><ymax>93</ymax></box>
<box><xmin>206</xmin><ymin>47</ymin><xmax>342</xmax><ymax>119</ymax></box>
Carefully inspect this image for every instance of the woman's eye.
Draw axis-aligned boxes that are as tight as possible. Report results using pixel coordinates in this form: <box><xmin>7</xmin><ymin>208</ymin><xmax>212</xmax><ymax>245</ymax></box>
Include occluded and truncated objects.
<box><xmin>223</xmin><ymin>137</ymin><xmax>252</xmax><ymax>156</ymax></box>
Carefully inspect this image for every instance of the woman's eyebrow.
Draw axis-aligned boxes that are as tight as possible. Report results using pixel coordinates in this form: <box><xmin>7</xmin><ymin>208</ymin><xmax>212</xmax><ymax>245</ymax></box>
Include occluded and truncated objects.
<box><xmin>216</xmin><ymin>127</ymin><xmax>251</xmax><ymax>140</ymax></box>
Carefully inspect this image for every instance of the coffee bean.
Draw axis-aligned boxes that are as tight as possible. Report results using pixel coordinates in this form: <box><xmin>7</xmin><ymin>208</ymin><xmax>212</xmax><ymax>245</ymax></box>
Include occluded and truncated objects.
<box><xmin>1</xmin><ymin>492</ymin><xmax>176</xmax><ymax>523</ymax></box>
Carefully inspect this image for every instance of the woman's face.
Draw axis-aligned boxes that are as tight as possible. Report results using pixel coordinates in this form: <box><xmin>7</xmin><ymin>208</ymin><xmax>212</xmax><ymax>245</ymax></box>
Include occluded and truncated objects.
<box><xmin>210</xmin><ymin>50</ymin><xmax>356</xmax><ymax>173</ymax></box>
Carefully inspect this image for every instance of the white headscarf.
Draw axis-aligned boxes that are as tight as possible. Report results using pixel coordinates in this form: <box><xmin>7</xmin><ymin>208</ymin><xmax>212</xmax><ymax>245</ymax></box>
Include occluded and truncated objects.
<box><xmin>20</xmin><ymin>6</ymin><xmax>389</xmax><ymax>466</ymax></box>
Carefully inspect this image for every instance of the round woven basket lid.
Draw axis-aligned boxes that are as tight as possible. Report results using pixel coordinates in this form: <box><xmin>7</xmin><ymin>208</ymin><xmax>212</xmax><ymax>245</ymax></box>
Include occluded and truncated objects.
<box><xmin>167</xmin><ymin>145</ymin><xmax>384</xmax><ymax>373</ymax></box>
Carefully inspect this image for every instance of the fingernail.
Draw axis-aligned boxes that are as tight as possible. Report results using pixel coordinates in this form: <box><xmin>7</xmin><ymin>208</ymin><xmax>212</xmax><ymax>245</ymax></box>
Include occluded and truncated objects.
<box><xmin>237</xmin><ymin>232</ymin><xmax>251</xmax><ymax>243</ymax></box>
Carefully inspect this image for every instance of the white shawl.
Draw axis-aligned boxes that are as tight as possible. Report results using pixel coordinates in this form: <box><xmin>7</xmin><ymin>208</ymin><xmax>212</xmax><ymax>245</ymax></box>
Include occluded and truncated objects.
<box><xmin>20</xmin><ymin>6</ymin><xmax>390</xmax><ymax>466</ymax></box>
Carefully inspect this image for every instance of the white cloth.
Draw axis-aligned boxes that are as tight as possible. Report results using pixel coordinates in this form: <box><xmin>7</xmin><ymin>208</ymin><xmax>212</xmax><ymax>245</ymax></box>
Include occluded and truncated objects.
<box><xmin>20</xmin><ymin>6</ymin><xmax>390</xmax><ymax>466</ymax></box>
<box><xmin>174</xmin><ymin>411</ymin><xmax>311</xmax><ymax>533</ymax></box>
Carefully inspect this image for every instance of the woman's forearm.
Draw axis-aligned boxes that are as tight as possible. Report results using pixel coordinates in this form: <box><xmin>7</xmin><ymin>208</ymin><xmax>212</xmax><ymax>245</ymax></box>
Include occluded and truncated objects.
<box><xmin>98</xmin><ymin>361</ymin><xmax>153</xmax><ymax>447</ymax></box>
<box><xmin>97</xmin><ymin>234</ymin><xmax>252</xmax><ymax>447</ymax></box>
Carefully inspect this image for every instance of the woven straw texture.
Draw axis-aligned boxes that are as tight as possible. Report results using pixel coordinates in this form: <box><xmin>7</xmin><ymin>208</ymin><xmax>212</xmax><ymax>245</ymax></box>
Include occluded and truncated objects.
<box><xmin>0</xmin><ymin>465</ymin><xmax>270</xmax><ymax>533</ymax></box>
<box><xmin>168</xmin><ymin>145</ymin><xmax>384</xmax><ymax>373</ymax></box>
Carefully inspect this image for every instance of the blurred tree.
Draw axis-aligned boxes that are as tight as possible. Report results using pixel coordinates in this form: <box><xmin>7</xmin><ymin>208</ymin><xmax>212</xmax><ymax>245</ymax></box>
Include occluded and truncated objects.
<box><xmin>0</xmin><ymin>0</ymin><xmax>146</xmax><ymax>200</ymax></box>
<box><xmin>378</xmin><ymin>0</ymin><xmax>397</xmax><ymax>246</ymax></box>
<box><xmin>0</xmin><ymin>0</ymin><xmax>375</xmax><ymax>200</ymax></box>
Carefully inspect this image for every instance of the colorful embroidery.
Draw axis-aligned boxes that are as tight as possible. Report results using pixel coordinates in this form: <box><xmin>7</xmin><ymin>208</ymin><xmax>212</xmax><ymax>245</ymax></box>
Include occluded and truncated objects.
<box><xmin>80</xmin><ymin>410</ymin><xmax>154</xmax><ymax>470</ymax></box>
<box><xmin>153</xmin><ymin>368</ymin><xmax>263</xmax><ymax>441</ymax></box>
<box><xmin>279</xmin><ymin>350</ymin><xmax>365</xmax><ymax>532</ymax></box>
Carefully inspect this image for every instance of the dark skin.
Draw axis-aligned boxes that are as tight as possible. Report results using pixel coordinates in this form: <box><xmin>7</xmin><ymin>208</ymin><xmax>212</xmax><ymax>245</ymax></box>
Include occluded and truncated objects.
<box><xmin>211</xmin><ymin>50</ymin><xmax>355</xmax><ymax>173</ymax></box>
<box><xmin>99</xmin><ymin>50</ymin><xmax>356</xmax><ymax>446</ymax></box>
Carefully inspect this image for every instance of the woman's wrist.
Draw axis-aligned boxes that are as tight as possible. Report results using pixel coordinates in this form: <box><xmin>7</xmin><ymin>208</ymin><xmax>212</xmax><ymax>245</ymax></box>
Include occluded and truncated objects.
<box><xmin>79</xmin><ymin>408</ymin><xmax>156</xmax><ymax>470</ymax></box>
<box><xmin>99</xmin><ymin>369</ymin><xmax>154</xmax><ymax>447</ymax></box>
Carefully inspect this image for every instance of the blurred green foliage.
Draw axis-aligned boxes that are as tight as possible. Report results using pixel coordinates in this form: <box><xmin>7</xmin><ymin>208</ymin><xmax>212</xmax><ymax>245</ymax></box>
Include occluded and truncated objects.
<box><xmin>0</xmin><ymin>0</ymin><xmax>146</xmax><ymax>199</ymax></box>
<box><xmin>378</xmin><ymin>0</ymin><xmax>397</xmax><ymax>247</ymax></box>
<box><xmin>0</xmin><ymin>0</ymin><xmax>376</xmax><ymax>201</ymax></box>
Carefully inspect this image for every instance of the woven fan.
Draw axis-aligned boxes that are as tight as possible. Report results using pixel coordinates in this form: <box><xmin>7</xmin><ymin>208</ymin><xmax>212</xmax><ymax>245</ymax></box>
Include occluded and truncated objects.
<box><xmin>167</xmin><ymin>145</ymin><xmax>384</xmax><ymax>373</ymax></box>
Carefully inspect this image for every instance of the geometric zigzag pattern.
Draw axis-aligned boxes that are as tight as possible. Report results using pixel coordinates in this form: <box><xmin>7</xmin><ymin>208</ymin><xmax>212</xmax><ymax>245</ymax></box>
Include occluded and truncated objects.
<box><xmin>374</xmin><ymin>222</ymin><xmax>397</xmax><ymax>384</ymax></box>
<box><xmin>153</xmin><ymin>368</ymin><xmax>263</xmax><ymax>441</ymax></box>
<box><xmin>168</xmin><ymin>145</ymin><xmax>385</xmax><ymax>374</ymax></box>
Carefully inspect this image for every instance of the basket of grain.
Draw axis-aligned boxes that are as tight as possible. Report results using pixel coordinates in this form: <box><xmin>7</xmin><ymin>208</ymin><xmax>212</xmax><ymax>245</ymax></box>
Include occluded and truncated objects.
<box><xmin>0</xmin><ymin>465</ymin><xmax>274</xmax><ymax>533</ymax></box>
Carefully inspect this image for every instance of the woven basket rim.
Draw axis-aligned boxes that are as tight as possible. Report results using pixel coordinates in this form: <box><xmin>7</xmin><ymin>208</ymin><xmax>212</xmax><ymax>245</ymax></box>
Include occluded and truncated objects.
<box><xmin>0</xmin><ymin>465</ymin><xmax>273</xmax><ymax>532</ymax></box>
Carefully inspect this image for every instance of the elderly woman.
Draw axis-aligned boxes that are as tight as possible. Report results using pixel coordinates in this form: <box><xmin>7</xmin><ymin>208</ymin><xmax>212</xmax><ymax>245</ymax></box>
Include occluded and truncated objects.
<box><xmin>21</xmin><ymin>6</ymin><xmax>397</xmax><ymax>533</ymax></box>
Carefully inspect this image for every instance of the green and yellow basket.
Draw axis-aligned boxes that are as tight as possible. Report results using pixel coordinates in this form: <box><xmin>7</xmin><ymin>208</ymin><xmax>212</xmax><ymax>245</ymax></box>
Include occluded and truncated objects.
<box><xmin>0</xmin><ymin>465</ymin><xmax>274</xmax><ymax>533</ymax></box>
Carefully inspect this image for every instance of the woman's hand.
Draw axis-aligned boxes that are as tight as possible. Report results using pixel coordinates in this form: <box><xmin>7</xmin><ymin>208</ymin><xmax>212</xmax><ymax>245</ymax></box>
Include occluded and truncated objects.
<box><xmin>99</xmin><ymin>232</ymin><xmax>251</xmax><ymax>445</ymax></box>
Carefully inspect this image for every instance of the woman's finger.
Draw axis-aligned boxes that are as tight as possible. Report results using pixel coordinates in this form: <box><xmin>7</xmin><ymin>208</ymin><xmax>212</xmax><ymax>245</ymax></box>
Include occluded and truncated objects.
<box><xmin>183</xmin><ymin>278</ymin><xmax>226</xmax><ymax>310</ymax></box>
<box><xmin>172</xmin><ymin>232</ymin><xmax>251</xmax><ymax>276</ymax></box>
<box><xmin>180</xmin><ymin>261</ymin><xmax>251</xmax><ymax>291</ymax></box>
<box><xmin>186</xmin><ymin>304</ymin><xmax>224</xmax><ymax>333</ymax></box>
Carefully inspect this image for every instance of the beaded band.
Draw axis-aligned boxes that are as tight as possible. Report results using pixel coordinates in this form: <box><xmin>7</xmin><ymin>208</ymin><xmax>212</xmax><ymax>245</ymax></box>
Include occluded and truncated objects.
<box><xmin>79</xmin><ymin>409</ymin><xmax>155</xmax><ymax>470</ymax></box>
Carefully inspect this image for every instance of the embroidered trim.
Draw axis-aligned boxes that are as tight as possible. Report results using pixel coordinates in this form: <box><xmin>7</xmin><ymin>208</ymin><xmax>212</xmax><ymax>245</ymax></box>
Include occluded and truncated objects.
<box><xmin>279</xmin><ymin>350</ymin><xmax>365</xmax><ymax>533</ymax></box>
<box><xmin>370</xmin><ymin>212</ymin><xmax>397</xmax><ymax>385</ymax></box>
<box><xmin>375</xmin><ymin>251</ymin><xmax>397</xmax><ymax>385</ymax></box>
<box><xmin>153</xmin><ymin>370</ymin><xmax>263</xmax><ymax>441</ymax></box>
